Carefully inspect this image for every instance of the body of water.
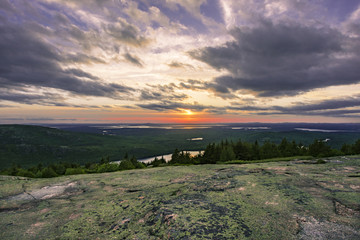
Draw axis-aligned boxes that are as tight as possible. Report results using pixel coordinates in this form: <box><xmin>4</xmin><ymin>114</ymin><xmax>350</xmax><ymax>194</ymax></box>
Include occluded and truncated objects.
<box><xmin>138</xmin><ymin>151</ymin><xmax>204</xmax><ymax>164</ymax></box>
<box><xmin>295</xmin><ymin>128</ymin><xmax>342</xmax><ymax>133</ymax></box>
<box><xmin>112</xmin><ymin>150</ymin><xmax>204</xmax><ymax>164</ymax></box>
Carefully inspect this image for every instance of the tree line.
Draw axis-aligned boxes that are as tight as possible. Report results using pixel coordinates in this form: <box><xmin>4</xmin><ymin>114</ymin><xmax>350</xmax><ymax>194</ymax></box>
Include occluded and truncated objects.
<box><xmin>166</xmin><ymin>138</ymin><xmax>360</xmax><ymax>165</ymax></box>
<box><xmin>0</xmin><ymin>154</ymin><xmax>145</xmax><ymax>178</ymax></box>
<box><xmin>1</xmin><ymin>138</ymin><xmax>360</xmax><ymax>178</ymax></box>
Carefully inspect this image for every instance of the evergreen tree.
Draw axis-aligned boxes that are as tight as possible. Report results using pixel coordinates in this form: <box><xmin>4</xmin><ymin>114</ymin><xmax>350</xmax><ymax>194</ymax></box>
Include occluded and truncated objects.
<box><xmin>260</xmin><ymin>141</ymin><xmax>279</xmax><ymax>159</ymax></box>
<box><xmin>178</xmin><ymin>151</ymin><xmax>192</xmax><ymax>164</ymax></box>
<box><xmin>252</xmin><ymin>140</ymin><xmax>260</xmax><ymax>160</ymax></box>
<box><xmin>341</xmin><ymin>144</ymin><xmax>352</xmax><ymax>155</ymax></box>
<box><xmin>151</xmin><ymin>157</ymin><xmax>161</xmax><ymax>167</ymax></box>
<box><xmin>234</xmin><ymin>140</ymin><xmax>252</xmax><ymax>160</ymax></box>
<box><xmin>170</xmin><ymin>148</ymin><xmax>180</xmax><ymax>164</ymax></box>
<box><xmin>353</xmin><ymin>139</ymin><xmax>360</xmax><ymax>154</ymax></box>
<box><xmin>202</xmin><ymin>143</ymin><xmax>217</xmax><ymax>163</ymax></box>
<box><xmin>219</xmin><ymin>145</ymin><xmax>236</xmax><ymax>162</ymax></box>
<box><xmin>279</xmin><ymin>138</ymin><xmax>292</xmax><ymax>157</ymax></box>
<box><xmin>309</xmin><ymin>139</ymin><xmax>332</xmax><ymax>157</ymax></box>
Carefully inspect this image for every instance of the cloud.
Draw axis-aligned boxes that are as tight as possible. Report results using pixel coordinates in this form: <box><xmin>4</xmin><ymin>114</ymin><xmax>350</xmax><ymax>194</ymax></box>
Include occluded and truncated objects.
<box><xmin>123</xmin><ymin>2</ymin><xmax>171</xmax><ymax>28</ymax></box>
<box><xmin>230</xmin><ymin>95</ymin><xmax>360</xmax><ymax>118</ymax></box>
<box><xmin>0</xmin><ymin>103</ymin><xmax>13</xmax><ymax>108</ymax></box>
<box><xmin>0</xmin><ymin>117</ymin><xmax>78</xmax><ymax>121</ymax></box>
<box><xmin>135</xmin><ymin>94</ymin><xmax>360</xmax><ymax>118</ymax></box>
<box><xmin>123</xmin><ymin>53</ymin><xmax>144</xmax><ymax>67</ymax></box>
<box><xmin>0</xmin><ymin>89</ymin><xmax>66</xmax><ymax>106</ymax></box>
<box><xmin>135</xmin><ymin>100</ymin><xmax>230</xmax><ymax>115</ymax></box>
<box><xmin>175</xmin><ymin>79</ymin><xmax>239</xmax><ymax>99</ymax></box>
<box><xmin>126</xmin><ymin>94</ymin><xmax>360</xmax><ymax>118</ymax></box>
<box><xmin>344</xmin><ymin>6</ymin><xmax>360</xmax><ymax>37</ymax></box>
<box><xmin>107</xmin><ymin>19</ymin><xmax>150</xmax><ymax>47</ymax></box>
<box><xmin>146</xmin><ymin>79</ymin><xmax>240</xmax><ymax>100</ymax></box>
<box><xmin>190</xmin><ymin>19</ymin><xmax>360</xmax><ymax>96</ymax></box>
<box><xmin>45</xmin><ymin>0</ymin><xmax>113</xmax><ymax>11</ymax></box>
<box><xmin>0</xmin><ymin>88</ymin><xmax>123</xmax><ymax>109</ymax></box>
<box><xmin>139</xmin><ymin>89</ymin><xmax>188</xmax><ymax>101</ymax></box>
<box><xmin>280</xmin><ymin>97</ymin><xmax>360</xmax><ymax>113</ymax></box>
<box><xmin>136</xmin><ymin>101</ymin><xmax>208</xmax><ymax>112</ymax></box>
<box><xmin>168</xmin><ymin>61</ymin><xmax>195</xmax><ymax>69</ymax></box>
<box><xmin>64</xmin><ymin>53</ymin><xmax>107</xmax><ymax>65</ymax></box>
<box><xmin>257</xmin><ymin>109</ymin><xmax>360</xmax><ymax>118</ymax></box>
<box><xmin>0</xmin><ymin>0</ymin><xmax>15</xmax><ymax>12</ymax></box>
<box><xmin>0</xmin><ymin>20</ymin><xmax>134</xmax><ymax>99</ymax></box>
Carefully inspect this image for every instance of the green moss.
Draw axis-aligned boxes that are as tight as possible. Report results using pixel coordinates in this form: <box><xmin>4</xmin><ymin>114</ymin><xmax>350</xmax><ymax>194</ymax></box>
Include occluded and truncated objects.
<box><xmin>1</xmin><ymin>157</ymin><xmax>359</xmax><ymax>239</ymax></box>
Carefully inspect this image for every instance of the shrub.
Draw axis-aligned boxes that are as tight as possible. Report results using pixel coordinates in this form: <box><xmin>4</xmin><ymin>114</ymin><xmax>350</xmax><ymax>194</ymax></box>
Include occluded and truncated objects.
<box><xmin>119</xmin><ymin>160</ymin><xmax>135</xmax><ymax>170</ymax></box>
<box><xmin>315</xmin><ymin>159</ymin><xmax>326</xmax><ymax>164</ymax></box>
<box><xmin>16</xmin><ymin>169</ymin><xmax>35</xmax><ymax>178</ymax></box>
<box><xmin>41</xmin><ymin>167</ymin><xmax>58</xmax><ymax>178</ymax></box>
<box><xmin>96</xmin><ymin>163</ymin><xmax>119</xmax><ymax>173</ymax></box>
<box><xmin>65</xmin><ymin>167</ymin><xmax>85</xmax><ymax>175</ymax></box>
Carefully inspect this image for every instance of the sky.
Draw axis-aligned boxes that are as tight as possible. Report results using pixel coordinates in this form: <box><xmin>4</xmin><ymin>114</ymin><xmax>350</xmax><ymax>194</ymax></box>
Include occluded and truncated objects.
<box><xmin>1</xmin><ymin>0</ymin><xmax>360</xmax><ymax>124</ymax></box>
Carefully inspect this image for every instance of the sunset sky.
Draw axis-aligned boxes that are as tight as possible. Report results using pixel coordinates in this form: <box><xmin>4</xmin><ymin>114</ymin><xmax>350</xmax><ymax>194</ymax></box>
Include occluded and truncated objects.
<box><xmin>1</xmin><ymin>0</ymin><xmax>360</xmax><ymax>124</ymax></box>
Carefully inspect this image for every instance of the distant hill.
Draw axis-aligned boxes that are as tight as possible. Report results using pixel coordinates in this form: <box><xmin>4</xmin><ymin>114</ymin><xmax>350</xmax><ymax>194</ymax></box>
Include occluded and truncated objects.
<box><xmin>1</xmin><ymin>124</ymin><xmax>360</xmax><ymax>170</ymax></box>
<box><xmin>0</xmin><ymin>125</ymin><xmax>123</xmax><ymax>169</ymax></box>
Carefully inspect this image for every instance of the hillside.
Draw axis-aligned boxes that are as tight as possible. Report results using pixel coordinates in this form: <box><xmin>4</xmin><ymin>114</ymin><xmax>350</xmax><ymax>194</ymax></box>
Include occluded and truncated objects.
<box><xmin>2</xmin><ymin>124</ymin><xmax>360</xmax><ymax>170</ymax></box>
<box><xmin>0</xmin><ymin>125</ymin><xmax>121</xmax><ymax>169</ymax></box>
<box><xmin>1</xmin><ymin>156</ymin><xmax>359</xmax><ymax>239</ymax></box>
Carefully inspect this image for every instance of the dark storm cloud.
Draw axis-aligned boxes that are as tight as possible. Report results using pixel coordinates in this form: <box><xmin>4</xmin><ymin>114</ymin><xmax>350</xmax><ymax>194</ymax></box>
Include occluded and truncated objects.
<box><xmin>0</xmin><ymin>21</ymin><xmax>134</xmax><ymax>99</ymax></box>
<box><xmin>123</xmin><ymin>53</ymin><xmax>144</xmax><ymax>67</ymax></box>
<box><xmin>190</xmin><ymin>19</ymin><xmax>360</xmax><ymax>97</ymax></box>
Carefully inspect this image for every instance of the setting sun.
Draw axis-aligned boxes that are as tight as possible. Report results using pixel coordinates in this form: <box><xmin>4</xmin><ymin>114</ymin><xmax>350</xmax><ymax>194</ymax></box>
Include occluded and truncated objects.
<box><xmin>183</xmin><ymin>109</ymin><xmax>194</xmax><ymax>115</ymax></box>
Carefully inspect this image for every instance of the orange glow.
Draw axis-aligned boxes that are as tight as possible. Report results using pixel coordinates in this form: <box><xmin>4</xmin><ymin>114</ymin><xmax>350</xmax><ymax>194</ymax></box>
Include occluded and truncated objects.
<box><xmin>183</xmin><ymin>109</ymin><xmax>193</xmax><ymax>115</ymax></box>
<box><xmin>180</xmin><ymin>109</ymin><xmax>194</xmax><ymax>116</ymax></box>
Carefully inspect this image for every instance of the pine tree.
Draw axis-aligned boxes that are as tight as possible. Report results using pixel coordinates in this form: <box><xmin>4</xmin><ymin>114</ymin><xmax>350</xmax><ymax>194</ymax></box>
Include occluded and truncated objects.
<box><xmin>170</xmin><ymin>149</ymin><xmax>180</xmax><ymax>164</ymax></box>
<box><xmin>219</xmin><ymin>146</ymin><xmax>236</xmax><ymax>162</ymax></box>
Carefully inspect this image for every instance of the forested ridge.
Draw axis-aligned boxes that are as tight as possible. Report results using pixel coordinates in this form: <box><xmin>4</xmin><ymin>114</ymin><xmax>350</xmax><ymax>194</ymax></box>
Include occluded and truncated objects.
<box><xmin>2</xmin><ymin>138</ymin><xmax>360</xmax><ymax>178</ymax></box>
